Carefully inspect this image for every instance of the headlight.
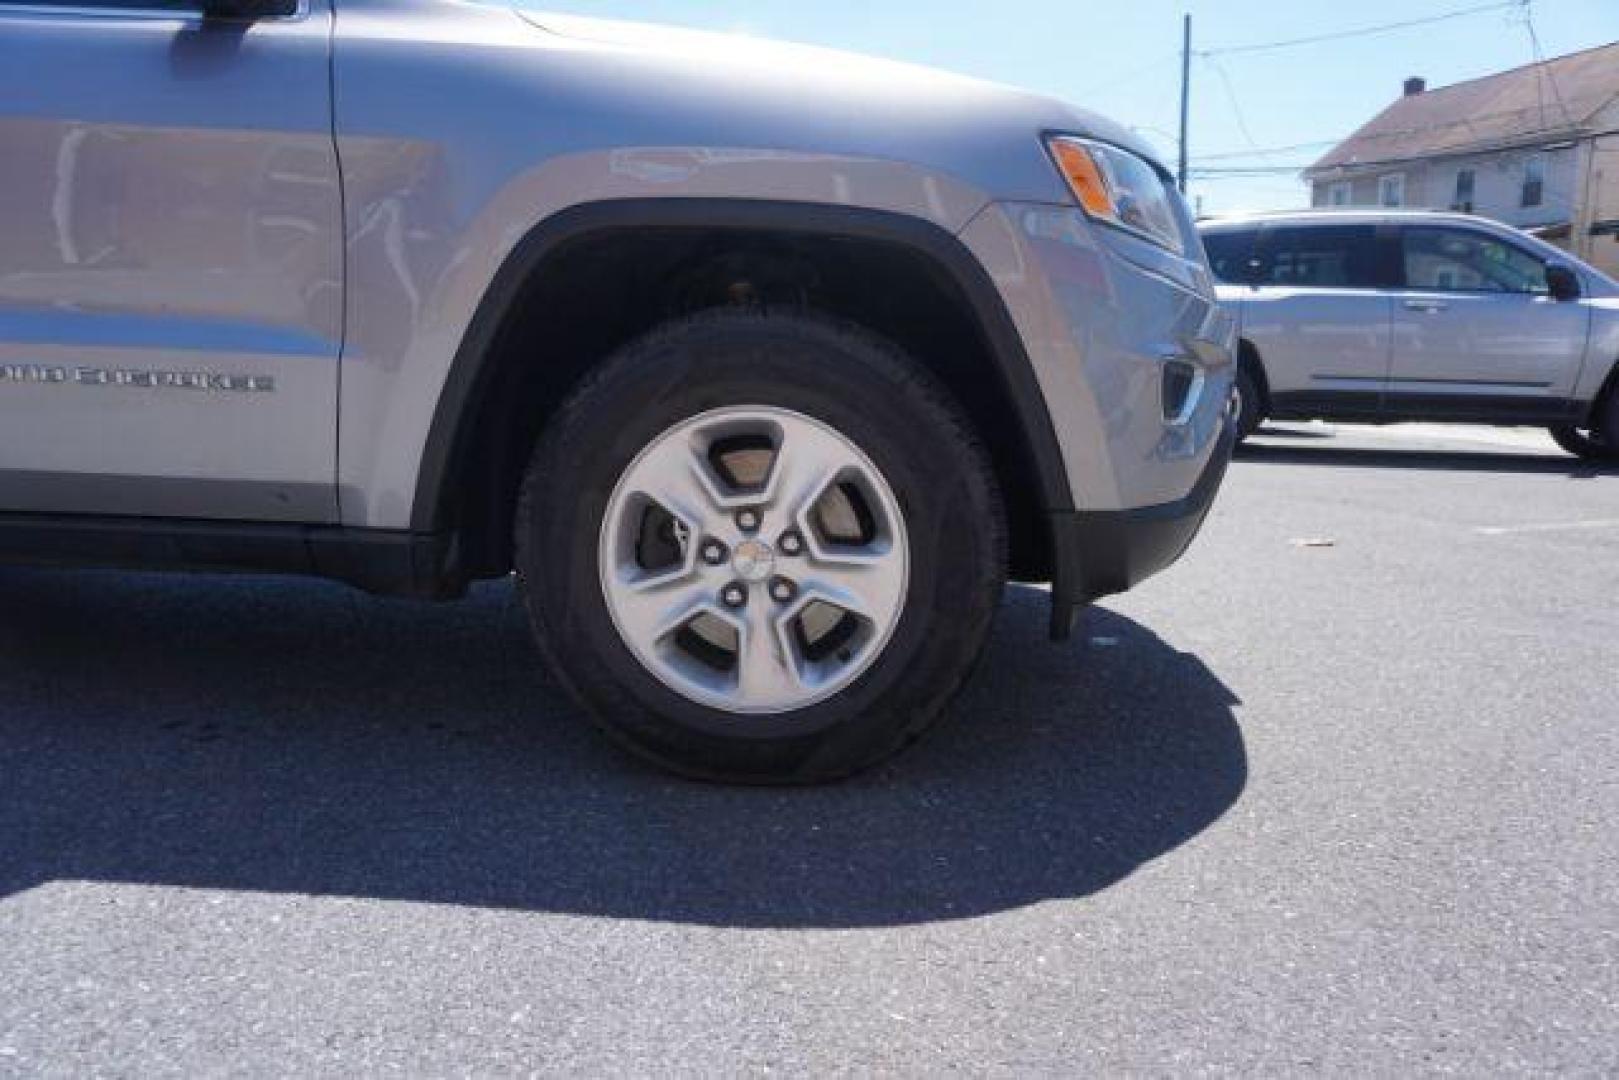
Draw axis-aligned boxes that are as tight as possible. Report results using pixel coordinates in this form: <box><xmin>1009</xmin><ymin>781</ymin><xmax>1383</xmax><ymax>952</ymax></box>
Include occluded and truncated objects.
<box><xmin>1046</xmin><ymin>135</ymin><xmax>1186</xmax><ymax>254</ymax></box>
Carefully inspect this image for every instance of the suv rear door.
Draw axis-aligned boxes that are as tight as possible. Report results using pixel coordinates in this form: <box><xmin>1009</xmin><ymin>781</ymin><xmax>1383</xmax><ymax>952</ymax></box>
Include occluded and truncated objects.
<box><xmin>1387</xmin><ymin>223</ymin><xmax>1590</xmax><ymax>420</ymax></box>
<box><xmin>0</xmin><ymin>0</ymin><xmax>342</xmax><ymax>522</ymax></box>
<box><xmin>1237</xmin><ymin>222</ymin><xmax>1393</xmax><ymax>417</ymax></box>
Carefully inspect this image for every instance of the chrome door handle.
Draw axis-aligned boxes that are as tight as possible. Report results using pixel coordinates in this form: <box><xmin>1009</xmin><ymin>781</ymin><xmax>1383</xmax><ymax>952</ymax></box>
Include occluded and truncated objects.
<box><xmin>1403</xmin><ymin>299</ymin><xmax>1449</xmax><ymax>313</ymax></box>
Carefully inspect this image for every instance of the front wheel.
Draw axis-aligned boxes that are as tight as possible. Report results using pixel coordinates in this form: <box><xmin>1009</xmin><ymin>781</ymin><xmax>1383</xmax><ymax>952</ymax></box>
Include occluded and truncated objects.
<box><xmin>1550</xmin><ymin>420</ymin><xmax>1618</xmax><ymax>463</ymax></box>
<box><xmin>1551</xmin><ymin>387</ymin><xmax>1619</xmax><ymax>462</ymax></box>
<box><xmin>514</xmin><ymin>311</ymin><xmax>1006</xmax><ymax>783</ymax></box>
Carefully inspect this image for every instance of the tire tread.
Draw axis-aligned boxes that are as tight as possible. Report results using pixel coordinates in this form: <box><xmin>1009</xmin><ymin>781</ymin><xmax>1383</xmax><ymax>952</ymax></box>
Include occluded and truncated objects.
<box><xmin>514</xmin><ymin>307</ymin><xmax>1007</xmax><ymax>783</ymax></box>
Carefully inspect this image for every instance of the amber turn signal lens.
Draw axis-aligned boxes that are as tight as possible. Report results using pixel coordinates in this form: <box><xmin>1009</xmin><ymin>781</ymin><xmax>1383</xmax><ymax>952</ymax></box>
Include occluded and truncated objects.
<box><xmin>1049</xmin><ymin>138</ymin><xmax>1115</xmax><ymax>220</ymax></box>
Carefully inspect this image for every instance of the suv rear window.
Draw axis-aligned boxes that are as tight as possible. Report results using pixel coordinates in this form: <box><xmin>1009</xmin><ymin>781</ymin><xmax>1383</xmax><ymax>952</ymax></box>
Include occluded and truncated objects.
<box><xmin>1201</xmin><ymin>229</ymin><xmax>1256</xmax><ymax>284</ymax></box>
<box><xmin>1257</xmin><ymin>225</ymin><xmax>1380</xmax><ymax>289</ymax></box>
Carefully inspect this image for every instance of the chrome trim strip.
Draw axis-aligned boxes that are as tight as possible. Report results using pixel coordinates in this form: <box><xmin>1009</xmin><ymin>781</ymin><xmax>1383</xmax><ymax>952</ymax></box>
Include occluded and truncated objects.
<box><xmin>0</xmin><ymin>0</ymin><xmax>309</xmax><ymax>24</ymax></box>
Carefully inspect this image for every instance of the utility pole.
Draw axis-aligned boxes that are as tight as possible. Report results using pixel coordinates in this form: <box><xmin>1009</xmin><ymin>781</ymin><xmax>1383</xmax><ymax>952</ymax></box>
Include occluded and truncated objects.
<box><xmin>1178</xmin><ymin>13</ymin><xmax>1192</xmax><ymax>194</ymax></box>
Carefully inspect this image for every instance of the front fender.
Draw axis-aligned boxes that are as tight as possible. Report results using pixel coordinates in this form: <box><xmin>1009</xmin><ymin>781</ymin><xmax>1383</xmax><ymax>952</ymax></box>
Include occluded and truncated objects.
<box><xmin>334</xmin><ymin>139</ymin><xmax>1022</xmax><ymax>528</ymax></box>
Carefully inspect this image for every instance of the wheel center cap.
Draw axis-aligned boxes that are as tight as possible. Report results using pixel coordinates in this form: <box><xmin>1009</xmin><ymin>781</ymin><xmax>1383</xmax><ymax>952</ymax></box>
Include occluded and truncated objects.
<box><xmin>731</xmin><ymin>539</ymin><xmax>776</xmax><ymax>582</ymax></box>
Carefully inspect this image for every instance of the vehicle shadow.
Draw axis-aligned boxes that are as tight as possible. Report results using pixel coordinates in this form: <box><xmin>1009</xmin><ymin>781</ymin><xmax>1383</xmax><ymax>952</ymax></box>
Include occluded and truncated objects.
<box><xmin>0</xmin><ymin>573</ymin><xmax>1245</xmax><ymax>928</ymax></box>
<box><xmin>1238</xmin><ymin>440</ymin><xmax>1616</xmax><ymax>478</ymax></box>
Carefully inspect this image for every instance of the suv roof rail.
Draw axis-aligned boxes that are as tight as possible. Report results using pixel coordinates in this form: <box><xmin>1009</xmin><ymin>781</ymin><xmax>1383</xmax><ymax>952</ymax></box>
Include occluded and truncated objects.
<box><xmin>1198</xmin><ymin>207</ymin><xmax>1485</xmax><ymax>226</ymax></box>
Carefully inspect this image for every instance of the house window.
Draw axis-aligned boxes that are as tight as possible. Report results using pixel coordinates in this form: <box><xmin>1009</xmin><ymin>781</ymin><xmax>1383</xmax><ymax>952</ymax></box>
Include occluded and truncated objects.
<box><xmin>1453</xmin><ymin>170</ymin><xmax>1475</xmax><ymax>213</ymax></box>
<box><xmin>1522</xmin><ymin>155</ymin><xmax>1545</xmax><ymax>208</ymax></box>
<box><xmin>1379</xmin><ymin>173</ymin><xmax>1405</xmax><ymax>208</ymax></box>
<box><xmin>1327</xmin><ymin>181</ymin><xmax>1352</xmax><ymax>207</ymax></box>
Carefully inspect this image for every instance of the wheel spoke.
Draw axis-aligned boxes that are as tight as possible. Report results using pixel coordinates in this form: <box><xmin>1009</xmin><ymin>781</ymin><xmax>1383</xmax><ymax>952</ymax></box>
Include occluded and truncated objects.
<box><xmin>609</xmin><ymin>571</ymin><xmax>712</xmax><ymax>644</ymax></box>
<box><xmin>772</xmin><ymin>425</ymin><xmax>866</xmax><ymax>520</ymax></box>
<box><xmin>736</xmin><ymin>614</ymin><xmax>806</xmax><ymax>699</ymax></box>
<box><xmin>620</xmin><ymin>435</ymin><xmax>724</xmax><ymax>524</ymax></box>
<box><xmin>798</xmin><ymin>552</ymin><xmax>906</xmax><ymax>622</ymax></box>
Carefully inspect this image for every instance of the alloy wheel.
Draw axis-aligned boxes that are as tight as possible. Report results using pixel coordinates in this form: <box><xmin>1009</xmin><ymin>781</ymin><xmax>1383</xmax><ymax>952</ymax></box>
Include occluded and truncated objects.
<box><xmin>598</xmin><ymin>406</ymin><xmax>910</xmax><ymax>715</ymax></box>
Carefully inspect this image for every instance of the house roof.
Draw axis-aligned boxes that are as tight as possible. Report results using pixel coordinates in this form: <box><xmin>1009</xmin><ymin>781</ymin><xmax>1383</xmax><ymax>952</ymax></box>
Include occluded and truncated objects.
<box><xmin>1309</xmin><ymin>41</ymin><xmax>1619</xmax><ymax>175</ymax></box>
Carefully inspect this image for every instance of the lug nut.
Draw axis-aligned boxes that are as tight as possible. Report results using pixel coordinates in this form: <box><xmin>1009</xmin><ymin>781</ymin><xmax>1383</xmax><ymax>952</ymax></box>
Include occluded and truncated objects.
<box><xmin>769</xmin><ymin>576</ymin><xmax>798</xmax><ymax>604</ymax></box>
<box><xmin>778</xmin><ymin>530</ymin><xmax>805</xmax><ymax>556</ymax></box>
<box><xmin>700</xmin><ymin>539</ymin><xmax>728</xmax><ymax>566</ymax></box>
<box><xmin>735</xmin><ymin>508</ymin><xmax>762</xmax><ymax>533</ymax></box>
<box><xmin>721</xmin><ymin>583</ymin><xmax>749</xmax><ymax>609</ymax></box>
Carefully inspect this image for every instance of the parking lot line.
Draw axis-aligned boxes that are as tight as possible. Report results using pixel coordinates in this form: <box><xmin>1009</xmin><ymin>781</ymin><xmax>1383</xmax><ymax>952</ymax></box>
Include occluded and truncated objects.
<box><xmin>1474</xmin><ymin>519</ymin><xmax>1619</xmax><ymax>536</ymax></box>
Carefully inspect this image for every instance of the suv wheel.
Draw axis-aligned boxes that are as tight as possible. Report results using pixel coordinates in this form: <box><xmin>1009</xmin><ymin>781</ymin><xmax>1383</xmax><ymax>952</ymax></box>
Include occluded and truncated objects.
<box><xmin>514</xmin><ymin>310</ymin><xmax>1006</xmax><ymax>783</ymax></box>
<box><xmin>1231</xmin><ymin>366</ymin><xmax>1264</xmax><ymax>443</ymax></box>
<box><xmin>1550</xmin><ymin>394</ymin><xmax>1619</xmax><ymax>463</ymax></box>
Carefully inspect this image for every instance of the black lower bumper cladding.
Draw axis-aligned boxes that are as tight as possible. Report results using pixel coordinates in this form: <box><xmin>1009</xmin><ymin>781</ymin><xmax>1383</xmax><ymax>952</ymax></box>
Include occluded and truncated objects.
<box><xmin>1047</xmin><ymin>419</ymin><xmax>1236</xmax><ymax>640</ymax></box>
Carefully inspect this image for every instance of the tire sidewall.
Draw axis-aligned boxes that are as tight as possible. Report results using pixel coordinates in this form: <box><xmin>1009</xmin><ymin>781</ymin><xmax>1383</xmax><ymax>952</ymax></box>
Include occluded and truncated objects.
<box><xmin>1233</xmin><ymin>368</ymin><xmax>1262</xmax><ymax>442</ymax></box>
<box><xmin>517</xmin><ymin>314</ymin><xmax>1003</xmax><ymax>780</ymax></box>
<box><xmin>1552</xmin><ymin>390</ymin><xmax>1619</xmax><ymax>462</ymax></box>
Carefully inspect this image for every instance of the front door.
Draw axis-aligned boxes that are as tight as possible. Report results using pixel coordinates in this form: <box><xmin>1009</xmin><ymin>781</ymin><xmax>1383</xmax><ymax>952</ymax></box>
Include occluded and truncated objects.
<box><xmin>0</xmin><ymin>0</ymin><xmax>342</xmax><ymax>521</ymax></box>
<box><xmin>1387</xmin><ymin>224</ymin><xmax>1590</xmax><ymax>420</ymax></box>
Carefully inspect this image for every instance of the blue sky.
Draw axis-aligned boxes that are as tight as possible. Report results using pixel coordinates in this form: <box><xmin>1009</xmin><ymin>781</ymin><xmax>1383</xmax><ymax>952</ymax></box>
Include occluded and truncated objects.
<box><xmin>544</xmin><ymin>0</ymin><xmax>1619</xmax><ymax>215</ymax></box>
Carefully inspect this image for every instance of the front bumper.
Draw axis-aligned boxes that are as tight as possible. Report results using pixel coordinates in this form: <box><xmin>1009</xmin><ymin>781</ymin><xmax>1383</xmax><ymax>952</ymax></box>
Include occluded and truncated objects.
<box><xmin>1047</xmin><ymin>412</ymin><xmax>1234</xmax><ymax>638</ymax></box>
<box><xmin>959</xmin><ymin>201</ymin><xmax>1236</xmax><ymax>514</ymax></box>
<box><xmin>957</xmin><ymin>201</ymin><xmax>1236</xmax><ymax>636</ymax></box>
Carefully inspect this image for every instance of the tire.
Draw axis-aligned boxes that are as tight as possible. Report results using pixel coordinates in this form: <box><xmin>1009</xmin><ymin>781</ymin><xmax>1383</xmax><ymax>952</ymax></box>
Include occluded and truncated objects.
<box><xmin>1232</xmin><ymin>365</ymin><xmax>1264</xmax><ymax>443</ymax></box>
<box><xmin>1550</xmin><ymin>393</ymin><xmax>1619</xmax><ymax>462</ymax></box>
<box><xmin>513</xmin><ymin>310</ymin><xmax>1007</xmax><ymax>784</ymax></box>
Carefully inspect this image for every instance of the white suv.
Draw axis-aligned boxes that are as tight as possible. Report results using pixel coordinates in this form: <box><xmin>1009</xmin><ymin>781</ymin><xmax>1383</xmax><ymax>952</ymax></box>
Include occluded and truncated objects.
<box><xmin>1201</xmin><ymin>210</ymin><xmax>1619</xmax><ymax>460</ymax></box>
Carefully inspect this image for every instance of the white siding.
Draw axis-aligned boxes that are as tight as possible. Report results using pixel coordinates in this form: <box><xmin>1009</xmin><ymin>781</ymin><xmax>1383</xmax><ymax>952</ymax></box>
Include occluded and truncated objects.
<box><xmin>1311</xmin><ymin>168</ymin><xmax>1432</xmax><ymax>208</ymax></box>
<box><xmin>1435</xmin><ymin>146</ymin><xmax>1580</xmax><ymax>229</ymax></box>
<box><xmin>1310</xmin><ymin>145</ymin><xmax>1580</xmax><ymax>225</ymax></box>
<box><xmin>1580</xmin><ymin>100</ymin><xmax>1619</xmax><ymax>278</ymax></box>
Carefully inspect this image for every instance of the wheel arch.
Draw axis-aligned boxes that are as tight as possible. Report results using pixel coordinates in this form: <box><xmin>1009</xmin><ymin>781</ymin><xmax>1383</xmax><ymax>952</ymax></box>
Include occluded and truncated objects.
<box><xmin>412</xmin><ymin>199</ymin><xmax>1076</xmax><ymax>580</ymax></box>
<box><xmin>1237</xmin><ymin>337</ymin><xmax>1273</xmax><ymax>414</ymax></box>
<box><xmin>1577</xmin><ymin>355</ymin><xmax>1619</xmax><ymax>429</ymax></box>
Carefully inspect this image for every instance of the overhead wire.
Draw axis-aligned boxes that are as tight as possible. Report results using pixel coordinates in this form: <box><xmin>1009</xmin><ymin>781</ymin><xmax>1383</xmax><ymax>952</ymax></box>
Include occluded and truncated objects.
<box><xmin>1197</xmin><ymin>1</ymin><xmax>1520</xmax><ymax>58</ymax></box>
<box><xmin>1186</xmin><ymin>0</ymin><xmax>1588</xmax><ymax>194</ymax></box>
<box><xmin>1516</xmin><ymin>0</ymin><xmax>1576</xmax><ymax>128</ymax></box>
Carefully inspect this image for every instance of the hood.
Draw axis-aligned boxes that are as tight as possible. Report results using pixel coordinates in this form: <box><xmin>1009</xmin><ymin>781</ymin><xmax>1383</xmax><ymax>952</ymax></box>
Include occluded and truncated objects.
<box><xmin>518</xmin><ymin>10</ymin><xmax>1008</xmax><ymax>96</ymax></box>
<box><xmin>506</xmin><ymin>8</ymin><xmax>1167</xmax><ymax>199</ymax></box>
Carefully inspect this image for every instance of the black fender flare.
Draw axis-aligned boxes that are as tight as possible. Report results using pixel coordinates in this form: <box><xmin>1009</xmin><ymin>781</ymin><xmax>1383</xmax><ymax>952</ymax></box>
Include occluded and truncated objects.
<box><xmin>410</xmin><ymin>198</ymin><xmax>1075</xmax><ymax>532</ymax></box>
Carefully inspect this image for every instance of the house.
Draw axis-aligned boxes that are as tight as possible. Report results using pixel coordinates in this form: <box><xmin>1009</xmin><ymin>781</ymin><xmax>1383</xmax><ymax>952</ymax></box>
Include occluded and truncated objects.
<box><xmin>1304</xmin><ymin>42</ymin><xmax>1619</xmax><ymax>278</ymax></box>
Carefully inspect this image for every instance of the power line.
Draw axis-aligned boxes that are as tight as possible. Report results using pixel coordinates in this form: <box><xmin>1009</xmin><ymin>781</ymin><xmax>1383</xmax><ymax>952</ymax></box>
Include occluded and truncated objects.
<box><xmin>1202</xmin><ymin>54</ymin><xmax>1262</xmax><ymax>152</ymax></box>
<box><xmin>1193</xmin><ymin>128</ymin><xmax>1619</xmax><ymax>184</ymax></box>
<box><xmin>1199</xmin><ymin>1</ymin><xmax>1518</xmax><ymax>58</ymax></box>
<box><xmin>1516</xmin><ymin>0</ymin><xmax>1575</xmax><ymax>127</ymax></box>
<box><xmin>1194</xmin><ymin>97</ymin><xmax>1595</xmax><ymax>174</ymax></box>
<box><xmin>1190</xmin><ymin>167</ymin><xmax>1319</xmax><ymax>177</ymax></box>
<box><xmin>1185</xmin><ymin>3</ymin><xmax>1522</xmax><ymax>203</ymax></box>
<box><xmin>1193</xmin><ymin>140</ymin><xmax>1343</xmax><ymax>162</ymax></box>
<box><xmin>1070</xmin><ymin>52</ymin><xmax>1180</xmax><ymax>99</ymax></box>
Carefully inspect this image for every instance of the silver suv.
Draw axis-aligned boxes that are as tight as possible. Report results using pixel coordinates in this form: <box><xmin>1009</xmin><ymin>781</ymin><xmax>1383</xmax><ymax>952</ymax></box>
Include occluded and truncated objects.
<box><xmin>1201</xmin><ymin>210</ymin><xmax>1619</xmax><ymax>460</ymax></box>
<box><xmin>0</xmin><ymin>0</ymin><xmax>1234</xmax><ymax>781</ymax></box>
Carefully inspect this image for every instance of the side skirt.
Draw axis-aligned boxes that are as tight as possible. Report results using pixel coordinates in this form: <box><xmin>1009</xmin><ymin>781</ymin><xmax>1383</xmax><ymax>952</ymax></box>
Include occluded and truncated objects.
<box><xmin>1270</xmin><ymin>390</ymin><xmax>1582</xmax><ymax>427</ymax></box>
<box><xmin>0</xmin><ymin>513</ymin><xmax>465</xmax><ymax>599</ymax></box>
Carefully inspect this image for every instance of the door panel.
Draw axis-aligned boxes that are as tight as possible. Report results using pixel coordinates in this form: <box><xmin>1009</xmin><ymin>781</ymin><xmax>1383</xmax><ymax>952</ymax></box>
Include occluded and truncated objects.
<box><xmin>1389</xmin><ymin>226</ymin><xmax>1589</xmax><ymax>409</ymax></box>
<box><xmin>0</xmin><ymin>1</ymin><xmax>342</xmax><ymax>521</ymax></box>
<box><xmin>1238</xmin><ymin>224</ymin><xmax>1393</xmax><ymax>413</ymax></box>
<box><xmin>1240</xmin><ymin>289</ymin><xmax>1395</xmax><ymax>398</ymax></box>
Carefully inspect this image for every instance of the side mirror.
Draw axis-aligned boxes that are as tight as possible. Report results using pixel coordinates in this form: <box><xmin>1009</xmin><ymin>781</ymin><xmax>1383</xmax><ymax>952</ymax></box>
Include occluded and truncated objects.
<box><xmin>202</xmin><ymin>0</ymin><xmax>297</xmax><ymax>20</ymax></box>
<box><xmin>1546</xmin><ymin>261</ymin><xmax>1582</xmax><ymax>302</ymax></box>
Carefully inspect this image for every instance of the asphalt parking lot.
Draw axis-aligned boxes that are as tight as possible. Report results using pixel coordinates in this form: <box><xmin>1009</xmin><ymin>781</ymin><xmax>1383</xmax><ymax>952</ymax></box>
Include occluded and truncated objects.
<box><xmin>2</xmin><ymin>425</ymin><xmax>1615</xmax><ymax>1075</ymax></box>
